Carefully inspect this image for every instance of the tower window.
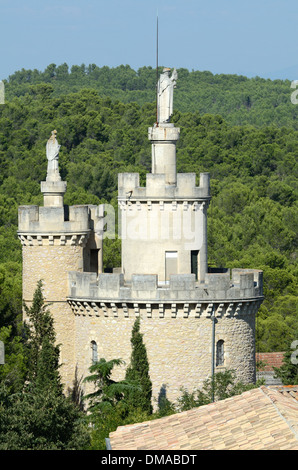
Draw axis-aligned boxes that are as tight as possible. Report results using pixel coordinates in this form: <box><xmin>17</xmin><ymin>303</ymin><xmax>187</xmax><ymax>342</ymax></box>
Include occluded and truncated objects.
<box><xmin>191</xmin><ymin>250</ymin><xmax>199</xmax><ymax>280</ymax></box>
<box><xmin>91</xmin><ymin>340</ymin><xmax>98</xmax><ymax>364</ymax></box>
<box><xmin>216</xmin><ymin>340</ymin><xmax>224</xmax><ymax>366</ymax></box>
<box><xmin>90</xmin><ymin>249</ymin><xmax>99</xmax><ymax>273</ymax></box>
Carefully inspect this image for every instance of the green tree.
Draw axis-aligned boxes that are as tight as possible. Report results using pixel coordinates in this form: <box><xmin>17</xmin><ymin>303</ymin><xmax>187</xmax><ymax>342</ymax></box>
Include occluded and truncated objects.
<box><xmin>82</xmin><ymin>358</ymin><xmax>140</xmax><ymax>449</ymax></box>
<box><xmin>177</xmin><ymin>370</ymin><xmax>265</xmax><ymax>412</ymax></box>
<box><xmin>0</xmin><ymin>325</ymin><xmax>27</xmax><ymax>393</ymax></box>
<box><xmin>0</xmin><ymin>262</ymin><xmax>22</xmax><ymax>331</ymax></box>
<box><xmin>23</xmin><ymin>280</ymin><xmax>61</xmax><ymax>391</ymax></box>
<box><xmin>125</xmin><ymin>318</ymin><xmax>153</xmax><ymax>414</ymax></box>
<box><xmin>83</xmin><ymin>358</ymin><xmax>135</xmax><ymax>414</ymax></box>
<box><xmin>0</xmin><ymin>281</ymin><xmax>90</xmax><ymax>450</ymax></box>
<box><xmin>0</xmin><ymin>381</ymin><xmax>90</xmax><ymax>450</ymax></box>
<box><xmin>273</xmin><ymin>341</ymin><xmax>298</xmax><ymax>385</ymax></box>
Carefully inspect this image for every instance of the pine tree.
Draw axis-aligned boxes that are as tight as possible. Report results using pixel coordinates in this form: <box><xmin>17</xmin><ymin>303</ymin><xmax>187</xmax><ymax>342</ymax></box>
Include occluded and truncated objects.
<box><xmin>23</xmin><ymin>279</ymin><xmax>61</xmax><ymax>392</ymax></box>
<box><xmin>83</xmin><ymin>358</ymin><xmax>136</xmax><ymax>414</ymax></box>
<box><xmin>125</xmin><ymin>318</ymin><xmax>153</xmax><ymax>414</ymax></box>
<box><xmin>82</xmin><ymin>357</ymin><xmax>140</xmax><ymax>450</ymax></box>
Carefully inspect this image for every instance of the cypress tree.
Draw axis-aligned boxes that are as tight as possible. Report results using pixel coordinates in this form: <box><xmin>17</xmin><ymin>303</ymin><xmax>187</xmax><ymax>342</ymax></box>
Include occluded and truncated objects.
<box><xmin>125</xmin><ymin>318</ymin><xmax>153</xmax><ymax>414</ymax></box>
<box><xmin>23</xmin><ymin>279</ymin><xmax>61</xmax><ymax>392</ymax></box>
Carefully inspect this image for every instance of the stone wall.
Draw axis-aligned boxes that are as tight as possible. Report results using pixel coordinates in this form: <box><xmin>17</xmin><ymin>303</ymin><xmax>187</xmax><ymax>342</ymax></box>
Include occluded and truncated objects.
<box><xmin>72</xmin><ymin>309</ymin><xmax>256</xmax><ymax>404</ymax></box>
<box><xmin>22</xmin><ymin>244</ymin><xmax>83</xmax><ymax>389</ymax></box>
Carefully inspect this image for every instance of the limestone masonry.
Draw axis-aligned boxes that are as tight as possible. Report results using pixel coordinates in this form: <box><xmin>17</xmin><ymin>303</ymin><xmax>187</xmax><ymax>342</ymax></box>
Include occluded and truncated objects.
<box><xmin>18</xmin><ymin>68</ymin><xmax>264</xmax><ymax>403</ymax></box>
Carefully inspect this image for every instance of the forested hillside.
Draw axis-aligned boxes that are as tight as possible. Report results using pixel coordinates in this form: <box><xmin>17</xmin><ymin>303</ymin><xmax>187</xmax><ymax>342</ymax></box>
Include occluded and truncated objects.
<box><xmin>0</xmin><ymin>64</ymin><xmax>297</xmax><ymax>353</ymax></box>
<box><xmin>4</xmin><ymin>64</ymin><xmax>298</xmax><ymax>128</ymax></box>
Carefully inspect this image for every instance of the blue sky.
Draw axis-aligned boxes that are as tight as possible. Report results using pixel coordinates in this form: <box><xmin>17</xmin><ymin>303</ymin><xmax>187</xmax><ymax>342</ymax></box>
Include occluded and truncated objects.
<box><xmin>1</xmin><ymin>0</ymin><xmax>298</xmax><ymax>81</ymax></box>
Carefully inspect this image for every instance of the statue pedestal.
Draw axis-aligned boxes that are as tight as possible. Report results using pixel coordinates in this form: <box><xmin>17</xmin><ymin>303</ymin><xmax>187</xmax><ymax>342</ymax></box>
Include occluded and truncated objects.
<box><xmin>41</xmin><ymin>180</ymin><xmax>67</xmax><ymax>207</ymax></box>
<box><xmin>148</xmin><ymin>123</ymin><xmax>180</xmax><ymax>185</ymax></box>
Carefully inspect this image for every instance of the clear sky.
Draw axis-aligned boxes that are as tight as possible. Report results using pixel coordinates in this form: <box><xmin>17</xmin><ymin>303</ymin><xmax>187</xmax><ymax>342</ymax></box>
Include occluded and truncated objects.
<box><xmin>1</xmin><ymin>0</ymin><xmax>298</xmax><ymax>81</ymax></box>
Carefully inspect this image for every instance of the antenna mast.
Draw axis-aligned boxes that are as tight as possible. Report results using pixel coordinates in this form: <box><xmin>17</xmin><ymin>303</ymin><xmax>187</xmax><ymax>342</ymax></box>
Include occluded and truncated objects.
<box><xmin>156</xmin><ymin>13</ymin><xmax>159</xmax><ymax>125</ymax></box>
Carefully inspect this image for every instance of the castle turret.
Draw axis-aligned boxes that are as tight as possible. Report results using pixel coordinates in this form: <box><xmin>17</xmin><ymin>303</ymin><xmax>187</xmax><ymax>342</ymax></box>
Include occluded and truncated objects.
<box><xmin>118</xmin><ymin>68</ymin><xmax>210</xmax><ymax>285</ymax></box>
<box><xmin>67</xmin><ymin>69</ymin><xmax>263</xmax><ymax>403</ymax></box>
<box><xmin>18</xmin><ymin>131</ymin><xmax>103</xmax><ymax>389</ymax></box>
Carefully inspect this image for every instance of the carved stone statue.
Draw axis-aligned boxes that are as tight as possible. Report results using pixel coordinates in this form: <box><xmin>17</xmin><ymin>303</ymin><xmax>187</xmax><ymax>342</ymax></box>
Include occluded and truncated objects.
<box><xmin>46</xmin><ymin>130</ymin><xmax>61</xmax><ymax>180</ymax></box>
<box><xmin>157</xmin><ymin>67</ymin><xmax>178</xmax><ymax>124</ymax></box>
<box><xmin>41</xmin><ymin>130</ymin><xmax>66</xmax><ymax>206</ymax></box>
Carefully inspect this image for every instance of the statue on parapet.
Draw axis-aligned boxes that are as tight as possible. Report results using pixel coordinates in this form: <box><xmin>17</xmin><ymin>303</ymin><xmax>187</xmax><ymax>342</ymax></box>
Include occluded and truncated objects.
<box><xmin>157</xmin><ymin>67</ymin><xmax>178</xmax><ymax>124</ymax></box>
<box><xmin>46</xmin><ymin>130</ymin><xmax>61</xmax><ymax>181</ymax></box>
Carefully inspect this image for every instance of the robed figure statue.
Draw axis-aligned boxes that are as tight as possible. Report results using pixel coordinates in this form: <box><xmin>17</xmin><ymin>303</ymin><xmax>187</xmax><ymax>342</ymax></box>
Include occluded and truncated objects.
<box><xmin>157</xmin><ymin>68</ymin><xmax>178</xmax><ymax>124</ymax></box>
<box><xmin>46</xmin><ymin>130</ymin><xmax>61</xmax><ymax>181</ymax></box>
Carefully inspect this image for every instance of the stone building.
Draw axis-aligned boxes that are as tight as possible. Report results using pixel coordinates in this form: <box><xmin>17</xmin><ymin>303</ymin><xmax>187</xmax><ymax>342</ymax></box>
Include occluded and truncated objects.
<box><xmin>18</xmin><ymin>68</ymin><xmax>264</xmax><ymax>404</ymax></box>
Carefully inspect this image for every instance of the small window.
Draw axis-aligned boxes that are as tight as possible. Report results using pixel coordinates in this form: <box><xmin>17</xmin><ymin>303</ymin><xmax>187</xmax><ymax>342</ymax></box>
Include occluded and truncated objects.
<box><xmin>91</xmin><ymin>341</ymin><xmax>98</xmax><ymax>364</ymax></box>
<box><xmin>90</xmin><ymin>249</ymin><xmax>99</xmax><ymax>273</ymax></box>
<box><xmin>191</xmin><ymin>250</ymin><xmax>199</xmax><ymax>280</ymax></box>
<box><xmin>216</xmin><ymin>340</ymin><xmax>224</xmax><ymax>366</ymax></box>
<box><xmin>165</xmin><ymin>251</ymin><xmax>177</xmax><ymax>281</ymax></box>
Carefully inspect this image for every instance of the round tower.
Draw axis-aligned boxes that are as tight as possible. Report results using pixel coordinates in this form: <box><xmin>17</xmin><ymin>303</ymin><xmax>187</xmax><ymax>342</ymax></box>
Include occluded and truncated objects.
<box><xmin>18</xmin><ymin>131</ymin><xmax>102</xmax><ymax>390</ymax></box>
<box><xmin>67</xmin><ymin>68</ymin><xmax>264</xmax><ymax>404</ymax></box>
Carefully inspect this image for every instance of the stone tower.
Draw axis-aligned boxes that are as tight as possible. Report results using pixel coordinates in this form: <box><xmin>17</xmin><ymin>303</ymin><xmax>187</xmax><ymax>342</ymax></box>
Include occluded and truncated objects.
<box><xmin>18</xmin><ymin>69</ymin><xmax>264</xmax><ymax>403</ymax></box>
<box><xmin>18</xmin><ymin>130</ymin><xmax>104</xmax><ymax>388</ymax></box>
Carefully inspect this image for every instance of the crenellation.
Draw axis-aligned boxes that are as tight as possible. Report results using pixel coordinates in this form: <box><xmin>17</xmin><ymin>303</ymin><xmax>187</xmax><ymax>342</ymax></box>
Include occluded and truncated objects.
<box><xmin>67</xmin><ymin>269</ymin><xmax>262</xmax><ymax>304</ymax></box>
<box><xmin>118</xmin><ymin>172</ymin><xmax>211</xmax><ymax>202</ymax></box>
<box><xmin>131</xmin><ymin>274</ymin><xmax>158</xmax><ymax>292</ymax></box>
<box><xmin>18</xmin><ymin>204</ymin><xmax>92</xmax><ymax>235</ymax></box>
<box><xmin>170</xmin><ymin>273</ymin><xmax>196</xmax><ymax>290</ymax></box>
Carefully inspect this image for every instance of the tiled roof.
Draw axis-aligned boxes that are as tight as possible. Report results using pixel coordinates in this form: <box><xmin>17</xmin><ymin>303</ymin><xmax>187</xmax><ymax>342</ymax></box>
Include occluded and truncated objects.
<box><xmin>109</xmin><ymin>386</ymin><xmax>298</xmax><ymax>450</ymax></box>
<box><xmin>256</xmin><ymin>352</ymin><xmax>285</xmax><ymax>371</ymax></box>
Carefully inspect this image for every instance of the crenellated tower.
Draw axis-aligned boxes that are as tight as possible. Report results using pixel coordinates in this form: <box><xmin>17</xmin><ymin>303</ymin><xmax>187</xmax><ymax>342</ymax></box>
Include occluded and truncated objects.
<box><xmin>18</xmin><ymin>69</ymin><xmax>264</xmax><ymax>403</ymax></box>
<box><xmin>18</xmin><ymin>131</ymin><xmax>104</xmax><ymax>388</ymax></box>
<box><xmin>119</xmin><ymin>68</ymin><xmax>210</xmax><ymax>285</ymax></box>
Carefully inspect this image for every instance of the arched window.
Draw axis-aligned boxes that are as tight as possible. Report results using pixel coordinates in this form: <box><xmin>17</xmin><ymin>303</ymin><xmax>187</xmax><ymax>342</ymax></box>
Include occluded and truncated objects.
<box><xmin>91</xmin><ymin>340</ymin><xmax>98</xmax><ymax>364</ymax></box>
<box><xmin>216</xmin><ymin>340</ymin><xmax>224</xmax><ymax>366</ymax></box>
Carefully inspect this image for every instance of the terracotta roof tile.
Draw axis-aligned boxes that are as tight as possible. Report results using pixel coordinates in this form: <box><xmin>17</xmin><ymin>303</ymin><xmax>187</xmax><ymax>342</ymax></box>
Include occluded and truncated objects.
<box><xmin>109</xmin><ymin>386</ymin><xmax>298</xmax><ymax>450</ymax></box>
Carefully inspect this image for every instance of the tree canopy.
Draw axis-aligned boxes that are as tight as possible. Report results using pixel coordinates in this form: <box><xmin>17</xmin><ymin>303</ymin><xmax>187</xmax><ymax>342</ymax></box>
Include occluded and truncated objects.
<box><xmin>0</xmin><ymin>281</ymin><xmax>90</xmax><ymax>450</ymax></box>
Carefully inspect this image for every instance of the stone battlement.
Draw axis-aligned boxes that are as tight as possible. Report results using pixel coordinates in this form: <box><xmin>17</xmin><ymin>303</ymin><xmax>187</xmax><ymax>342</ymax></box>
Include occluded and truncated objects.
<box><xmin>118</xmin><ymin>172</ymin><xmax>210</xmax><ymax>201</ymax></box>
<box><xmin>18</xmin><ymin>204</ymin><xmax>104</xmax><ymax>235</ymax></box>
<box><xmin>68</xmin><ymin>268</ymin><xmax>263</xmax><ymax>303</ymax></box>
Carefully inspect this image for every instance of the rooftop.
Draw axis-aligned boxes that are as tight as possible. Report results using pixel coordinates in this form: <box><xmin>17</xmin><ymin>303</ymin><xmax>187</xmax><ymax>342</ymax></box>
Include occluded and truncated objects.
<box><xmin>109</xmin><ymin>386</ymin><xmax>298</xmax><ymax>450</ymax></box>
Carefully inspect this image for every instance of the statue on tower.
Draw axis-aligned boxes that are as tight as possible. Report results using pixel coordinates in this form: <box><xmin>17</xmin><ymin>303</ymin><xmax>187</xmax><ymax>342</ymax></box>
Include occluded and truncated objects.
<box><xmin>157</xmin><ymin>67</ymin><xmax>178</xmax><ymax>124</ymax></box>
<box><xmin>46</xmin><ymin>130</ymin><xmax>61</xmax><ymax>181</ymax></box>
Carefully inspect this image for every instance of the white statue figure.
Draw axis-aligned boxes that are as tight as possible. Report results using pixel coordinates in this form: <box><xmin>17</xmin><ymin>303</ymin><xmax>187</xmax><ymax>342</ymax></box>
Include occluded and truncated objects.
<box><xmin>157</xmin><ymin>67</ymin><xmax>178</xmax><ymax>124</ymax></box>
<box><xmin>46</xmin><ymin>130</ymin><xmax>61</xmax><ymax>180</ymax></box>
<box><xmin>0</xmin><ymin>81</ymin><xmax>4</xmax><ymax>105</ymax></box>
